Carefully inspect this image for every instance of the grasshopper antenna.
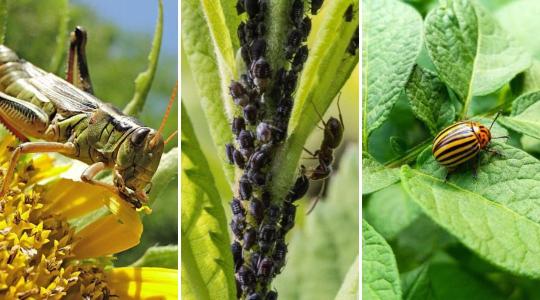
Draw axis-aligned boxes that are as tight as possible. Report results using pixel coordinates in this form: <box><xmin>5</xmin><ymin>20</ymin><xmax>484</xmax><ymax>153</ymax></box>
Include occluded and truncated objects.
<box><xmin>164</xmin><ymin>130</ymin><xmax>178</xmax><ymax>145</ymax></box>
<box><xmin>151</xmin><ymin>81</ymin><xmax>177</xmax><ymax>147</ymax></box>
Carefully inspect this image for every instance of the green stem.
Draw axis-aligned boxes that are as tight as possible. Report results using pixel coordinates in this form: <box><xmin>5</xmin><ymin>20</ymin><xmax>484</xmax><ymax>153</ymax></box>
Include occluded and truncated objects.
<box><xmin>385</xmin><ymin>139</ymin><xmax>431</xmax><ymax>168</ymax></box>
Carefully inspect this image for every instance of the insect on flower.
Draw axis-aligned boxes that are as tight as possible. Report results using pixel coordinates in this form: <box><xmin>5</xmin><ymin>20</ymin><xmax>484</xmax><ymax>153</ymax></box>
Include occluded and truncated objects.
<box><xmin>0</xmin><ymin>27</ymin><xmax>176</xmax><ymax>209</ymax></box>
<box><xmin>432</xmin><ymin>112</ymin><xmax>506</xmax><ymax>179</ymax></box>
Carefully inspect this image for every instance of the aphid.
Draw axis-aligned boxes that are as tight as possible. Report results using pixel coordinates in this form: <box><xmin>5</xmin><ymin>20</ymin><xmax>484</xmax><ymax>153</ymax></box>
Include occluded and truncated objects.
<box><xmin>275</xmin><ymin>96</ymin><xmax>293</xmax><ymax>125</ymax></box>
<box><xmin>240</xmin><ymin>74</ymin><xmax>254</xmax><ymax>89</ymax></box>
<box><xmin>266</xmin><ymin>291</ymin><xmax>278</xmax><ymax>300</ymax></box>
<box><xmin>267</xmin><ymin>204</ymin><xmax>281</xmax><ymax>224</ymax></box>
<box><xmin>244</xmin><ymin>0</ymin><xmax>260</xmax><ymax>18</ymax></box>
<box><xmin>261</xmin><ymin>190</ymin><xmax>271</xmax><ymax>208</ymax></box>
<box><xmin>232</xmin><ymin>117</ymin><xmax>246</xmax><ymax>136</ymax></box>
<box><xmin>243</xmin><ymin>104</ymin><xmax>259</xmax><ymax>125</ymax></box>
<box><xmin>283</xmin><ymin>71</ymin><xmax>298</xmax><ymax>96</ymax></box>
<box><xmin>285</xmin><ymin>29</ymin><xmax>303</xmax><ymax>59</ymax></box>
<box><xmin>231</xmin><ymin>218</ymin><xmax>246</xmax><ymax>240</ymax></box>
<box><xmin>311</xmin><ymin>0</ymin><xmax>324</xmax><ymax>14</ymax></box>
<box><xmin>300</xmin><ymin>16</ymin><xmax>312</xmax><ymax>41</ymax></box>
<box><xmin>231</xmin><ymin>198</ymin><xmax>246</xmax><ymax>220</ymax></box>
<box><xmin>231</xmin><ymin>241</ymin><xmax>243</xmax><ymax>270</ymax></box>
<box><xmin>290</xmin><ymin>0</ymin><xmax>304</xmax><ymax>26</ymax></box>
<box><xmin>280</xmin><ymin>201</ymin><xmax>296</xmax><ymax>233</ymax></box>
<box><xmin>292</xmin><ymin>45</ymin><xmax>309</xmax><ymax>72</ymax></box>
<box><xmin>225</xmin><ymin>143</ymin><xmax>235</xmax><ymax>164</ymax></box>
<box><xmin>251</xmin><ymin>38</ymin><xmax>267</xmax><ymax>60</ymax></box>
<box><xmin>250</xmin><ymin>252</ymin><xmax>261</xmax><ymax>271</ymax></box>
<box><xmin>347</xmin><ymin>26</ymin><xmax>359</xmax><ymax>55</ymax></box>
<box><xmin>273</xmin><ymin>239</ymin><xmax>287</xmax><ymax>273</ymax></box>
<box><xmin>233</xmin><ymin>149</ymin><xmax>246</xmax><ymax>169</ymax></box>
<box><xmin>239</xmin><ymin>174</ymin><xmax>253</xmax><ymax>200</ymax></box>
<box><xmin>248</xmin><ymin>145</ymin><xmax>272</xmax><ymax>170</ymax></box>
<box><xmin>236</xmin><ymin>265</ymin><xmax>256</xmax><ymax>292</ymax></box>
<box><xmin>257</xmin><ymin>257</ymin><xmax>274</xmax><ymax>282</ymax></box>
<box><xmin>249</xmin><ymin>198</ymin><xmax>264</xmax><ymax>224</ymax></box>
<box><xmin>287</xmin><ymin>166</ymin><xmax>310</xmax><ymax>201</ymax></box>
<box><xmin>238</xmin><ymin>22</ymin><xmax>247</xmax><ymax>45</ymax></box>
<box><xmin>238</xmin><ymin>130</ymin><xmax>255</xmax><ymax>150</ymax></box>
<box><xmin>241</xmin><ymin>45</ymin><xmax>252</xmax><ymax>66</ymax></box>
<box><xmin>250</xmin><ymin>57</ymin><xmax>271</xmax><ymax>92</ymax></box>
<box><xmin>236</xmin><ymin>0</ymin><xmax>246</xmax><ymax>14</ymax></box>
<box><xmin>246</xmin><ymin>293</ymin><xmax>262</xmax><ymax>300</ymax></box>
<box><xmin>243</xmin><ymin>228</ymin><xmax>257</xmax><ymax>250</ymax></box>
<box><xmin>275</xmin><ymin>68</ymin><xmax>287</xmax><ymax>89</ymax></box>
<box><xmin>0</xmin><ymin>30</ymin><xmax>175</xmax><ymax>208</ymax></box>
<box><xmin>248</xmin><ymin>168</ymin><xmax>266</xmax><ymax>186</ymax></box>
<box><xmin>256</xmin><ymin>122</ymin><xmax>273</xmax><ymax>144</ymax></box>
<box><xmin>230</xmin><ymin>80</ymin><xmax>250</xmax><ymax>107</ymax></box>
<box><xmin>344</xmin><ymin>4</ymin><xmax>354</xmax><ymax>22</ymax></box>
<box><xmin>259</xmin><ymin>224</ymin><xmax>277</xmax><ymax>253</ymax></box>
<box><xmin>257</xmin><ymin>22</ymin><xmax>266</xmax><ymax>36</ymax></box>
<box><xmin>432</xmin><ymin>113</ymin><xmax>505</xmax><ymax>178</ymax></box>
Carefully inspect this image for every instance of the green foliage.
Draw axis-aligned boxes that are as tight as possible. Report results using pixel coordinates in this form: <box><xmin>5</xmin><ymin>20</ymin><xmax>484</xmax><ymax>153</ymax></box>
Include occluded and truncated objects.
<box><xmin>274</xmin><ymin>147</ymin><xmax>359</xmax><ymax>300</ymax></box>
<box><xmin>131</xmin><ymin>245</ymin><xmax>178</xmax><ymax>269</ymax></box>
<box><xmin>363</xmin><ymin>219</ymin><xmax>401</xmax><ymax>300</ymax></box>
<box><xmin>181</xmin><ymin>103</ymin><xmax>236</xmax><ymax>300</ymax></box>
<box><xmin>363</xmin><ymin>0</ymin><xmax>540</xmax><ymax>298</ymax></box>
<box><xmin>335</xmin><ymin>256</ymin><xmax>359</xmax><ymax>300</ymax></box>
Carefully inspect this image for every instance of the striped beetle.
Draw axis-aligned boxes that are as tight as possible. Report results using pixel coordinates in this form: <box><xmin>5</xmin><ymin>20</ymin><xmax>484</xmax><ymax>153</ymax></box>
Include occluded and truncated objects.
<box><xmin>432</xmin><ymin>112</ymin><xmax>506</xmax><ymax>178</ymax></box>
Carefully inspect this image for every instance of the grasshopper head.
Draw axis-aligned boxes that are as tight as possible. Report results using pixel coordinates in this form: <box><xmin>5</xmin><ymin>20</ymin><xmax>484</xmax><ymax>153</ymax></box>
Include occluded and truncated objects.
<box><xmin>115</xmin><ymin>126</ymin><xmax>164</xmax><ymax>207</ymax></box>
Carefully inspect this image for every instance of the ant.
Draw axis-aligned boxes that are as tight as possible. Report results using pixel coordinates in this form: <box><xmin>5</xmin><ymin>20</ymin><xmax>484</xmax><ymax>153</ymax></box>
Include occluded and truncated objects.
<box><xmin>303</xmin><ymin>94</ymin><xmax>344</xmax><ymax>213</ymax></box>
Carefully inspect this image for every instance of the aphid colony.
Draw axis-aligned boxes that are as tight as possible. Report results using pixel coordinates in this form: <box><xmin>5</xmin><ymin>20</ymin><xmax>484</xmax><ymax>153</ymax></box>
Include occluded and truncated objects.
<box><xmin>226</xmin><ymin>0</ymin><xmax>322</xmax><ymax>298</ymax></box>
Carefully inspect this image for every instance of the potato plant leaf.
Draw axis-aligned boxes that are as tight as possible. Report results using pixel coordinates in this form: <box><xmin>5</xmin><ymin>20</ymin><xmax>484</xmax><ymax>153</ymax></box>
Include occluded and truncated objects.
<box><xmin>182</xmin><ymin>0</ymin><xmax>236</xmax><ymax>187</ymax></box>
<box><xmin>271</xmin><ymin>0</ymin><xmax>358</xmax><ymax>200</ymax></box>
<box><xmin>401</xmin><ymin>142</ymin><xmax>540</xmax><ymax>279</ymax></box>
<box><xmin>181</xmin><ymin>104</ymin><xmax>236</xmax><ymax>300</ymax></box>
<box><xmin>499</xmin><ymin>96</ymin><xmax>540</xmax><ymax>140</ymax></box>
<box><xmin>364</xmin><ymin>183</ymin><xmax>421</xmax><ymax>240</ymax></box>
<box><xmin>405</xmin><ymin>65</ymin><xmax>454</xmax><ymax>135</ymax></box>
<box><xmin>363</xmin><ymin>152</ymin><xmax>400</xmax><ymax>195</ymax></box>
<box><xmin>274</xmin><ymin>147</ymin><xmax>359</xmax><ymax>300</ymax></box>
<box><xmin>123</xmin><ymin>0</ymin><xmax>163</xmax><ymax>117</ymax></box>
<box><xmin>335</xmin><ymin>256</ymin><xmax>359</xmax><ymax>300</ymax></box>
<box><xmin>131</xmin><ymin>245</ymin><xmax>178</xmax><ymax>269</ymax></box>
<box><xmin>363</xmin><ymin>0</ymin><xmax>422</xmax><ymax>136</ymax></box>
<box><xmin>496</xmin><ymin>0</ymin><xmax>540</xmax><ymax>58</ymax></box>
<box><xmin>363</xmin><ymin>219</ymin><xmax>402</xmax><ymax>300</ymax></box>
<box><xmin>424</xmin><ymin>0</ymin><xmax>530</xmax><ymax>117</ymax></box>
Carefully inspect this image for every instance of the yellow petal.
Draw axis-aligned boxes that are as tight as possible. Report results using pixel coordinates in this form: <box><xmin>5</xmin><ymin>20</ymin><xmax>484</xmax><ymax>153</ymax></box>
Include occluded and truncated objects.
<box><xmin>72</xmin><ymin>212</ymin><xmax>142</xmax><ymax>258</ymax></box>
<box><xmin>107</xmin><ymin>267</ymin><xmax>178</xmax><ymax>300</ymax></box>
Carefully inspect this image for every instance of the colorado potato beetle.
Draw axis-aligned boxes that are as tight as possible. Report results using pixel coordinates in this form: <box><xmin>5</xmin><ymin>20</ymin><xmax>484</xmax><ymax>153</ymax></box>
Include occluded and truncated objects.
<box><xmin>432</xmin><ymin>112</ymin><xmax>505</xmax><ymax>177</ymax></box>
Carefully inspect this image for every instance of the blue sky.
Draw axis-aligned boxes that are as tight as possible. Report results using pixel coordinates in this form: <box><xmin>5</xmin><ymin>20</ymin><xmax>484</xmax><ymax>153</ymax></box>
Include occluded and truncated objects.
<box><xmin>72</xmin><ymin>0</ymin><xmax>178</xmax><ymax>55</ymax></box>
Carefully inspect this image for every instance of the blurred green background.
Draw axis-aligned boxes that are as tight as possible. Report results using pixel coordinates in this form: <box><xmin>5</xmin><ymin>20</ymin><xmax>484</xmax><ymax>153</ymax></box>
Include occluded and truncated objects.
<box><xmin>3</xmin><ymin>0</ymin><xmax>178</xmax><ymax>266</ymax></box>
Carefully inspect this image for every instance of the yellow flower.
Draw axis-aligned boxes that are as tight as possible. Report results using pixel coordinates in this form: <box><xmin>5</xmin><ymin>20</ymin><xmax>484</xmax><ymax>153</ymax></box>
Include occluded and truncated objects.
<box><xmin>0</xmin><ymin>136</ymin><xmax>178</xmax><ymax>299</ymax></box>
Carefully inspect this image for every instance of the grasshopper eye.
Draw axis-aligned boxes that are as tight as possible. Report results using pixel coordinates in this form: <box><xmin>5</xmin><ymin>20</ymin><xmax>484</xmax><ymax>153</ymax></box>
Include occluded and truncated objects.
<box><xmin>131</xmin><ymin>127</ymin><xmax>150</xmax><ymax>146</ymax></box>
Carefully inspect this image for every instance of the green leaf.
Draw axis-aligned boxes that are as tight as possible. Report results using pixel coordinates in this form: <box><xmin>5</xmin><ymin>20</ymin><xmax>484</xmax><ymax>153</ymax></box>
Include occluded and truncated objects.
<box><xmin>131</xmin><ymin>245</ymin><xmax>178</xmax><ymax>268</ymax></box>
<box><xmin>424</xmin><ymin>0</ymin><xmax>531</xmax><ymax>117</ymax></box>
<box><xmin>511</xmin><ymin>90</ymin><xmax>540</xmax><ymax>115</ymax></box>
<box><xmin>496</xmin><ymin>0</ymin><xmax>540</xmax><ymax>58</ymax></box>
<box><xmin>364</xmin><ymin>183</ymin><xmax>422</xmax><ymax>240</ymax></box>
<box><xmin>335</xmin><ymin>256</ymin><xmax>359</xmax><ymax>300</ymax></box>
<box><xmin>0</xmin><ymin>0</ymin><xmax>6</xmax><ymax>45</ymax></box>
<box><xmin>405</xmin><ymin>65</ymin><xmax>454</xmax><ymax>135</ymax></box>
<box><xmin>274</xmin><ymin>147</ymin><xmax>359</xmax><ymax>300</ymax></box>
<box><xmin>499</xmin><ymin>95</ymin><xmax>540</xmax><ymax>140</ymax></box>
<box><xmin>363</xmin><ymin>152</ymin><xmax>400</xmax><ymax>195</ymax></box>
<box><xmin>149</xmin><ymin>147</ymin><xmax>178</xmax><ymax>205</ymax></box>
<box><xmin>401</xmin><ymin>144</ymin><xmax>540</xmax><ymax>279</ymax></box>
<box><xmin>181</xmin><ymin>103</ymin><xmax>235</xmax><ymax>300</ymax></box>
<box><xmin>512</xmin><ymin>60</ymin><xmax>540</xmax><ymax>95</ymax></box>
<box><xmin>182</xmin><ymin>0</ymin><xmax>236</xmax><ymax>188</ymax></box>
<box><xmin>363</xmin><ymin>219</ymin><xmax>402</xmax><ymax>300</ymax></box>
<box><xmin>271</xmin><ymin>0</ymin><xmax>358</xmax><ymax>200</ymax></box>
<box><xmin>48</xmin><ymin>0</ymin><xmax>69</xmax><ymax>73</ymax></box>
<box><xmin>219</xmin><ymin>0</ymin><xmax>241</xmax><ymax>52</ymax></box>
<box><xmin>363</xmin><ymin>0</ymin><xmax>422</xmax><ymax>137</ymax></box>
<box><xmin>123</xmin><ymin>0</ymin><xmax>163</xmax><ymax>117</ymax></box>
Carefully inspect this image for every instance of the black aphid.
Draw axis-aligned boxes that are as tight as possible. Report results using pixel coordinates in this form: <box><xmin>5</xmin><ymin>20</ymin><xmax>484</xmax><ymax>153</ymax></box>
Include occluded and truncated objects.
<box><xmin>231</xmin><ymin>241</ymin><xmax>243</xmax><ymax>270</ymax></box>
<box><xmin>300</xmin><ymin>16</ymin><xmax>312</xmax><ymax>41</ymax></box>
<box><xmin>311</xmin><ymin>0</ymin><xmax>324</xmax><ymax>15</ymax></box>
<box><xmin>236</xmin><ymin>265</ymin><xmax>256</xmax><ymax>292</ymax></box>
<box><xmin>291</xmin><ymin>45</ymin><xmax>309</xmax><ymax>72</ymax></box>
<box><xmin>239</xmin><ymin>174</ymin><xmax>253</xmax><ymax>200</ymax></box>
<box><xmin>251</xmin><ymin>252</ymin><xmax>261</xmax><ymax>271</ymax></box>
<box><xmin>231</xmin><ymin>197</ymin><xmax>246</xmax><ymax>219</ymax></box>
<box><xmin>283</xmin><ymin>71</ymin><xmax>298</xmax><ymax>96</ymax></box>
<box><xmin>266</xmin><ymin>290</ymin><xmax>278</xmax><ymax>300</ymax></box>
<box><xmin>230</xmin><ymin>80</ymin><xmax>250</xmax><ymax>107</ymax></box>
<box><xmin>288</xmin><ymin>167</ymin><xmax>310</xmax><ymax>201</ymax></box>
<box><xmin>243</xmin><ymin>104</ymin><xmax>259</xmax><ymax>125</ymax></box>
<box><xmin>256</xmin><ymin>122</ymin><xmax>273</xmax><ymax>144</ymax></box>
<box><xmin>251</xmin><ymin>38</ymin><xmax>267</xmax><ymax>60</ymax></box>
<box><xmin>285</xmin><ymin>29</ymin><xmax>303</xmax><ymax>59</ymax></box>
<box><xmin>280</xmin><ymin>201</ymin><xmax>296</xmax><ymax>233</ymax></box>
<box><xmin>250</xmin><ymin>57</ymin><xmax>272</xmax><ymax>92</ymax></box>
<box><xmin>290</xmin><ymin>0</ymin><xmax>304</xmax><ymax>26</ymax></box>
<box><xmin>249</xmin><ymin>198</ymin><xmax>264</xmax><ymax>224</ymax></box>
<box><xmin>248</xmin><ymin>169</ymin><xmax>267</xmax><ymax>186</ymax></box>
<box><xmin>233</xmin><ymin>149</ymin><xmax>246</xmax><ymax>169</ymax></box>
<box><xmin>225</xmin><ymin>143</ymin><xmax>235</xmax><ymax>164</ymax></box>
<box><xmin>236</xmin><ymin>0</ymin><xmax>245</xmax><ymax>14</ymax></box>
<box><xmin>238</xmin><ymin>22</ymin><xmax>247</xmax><ymax>45</ymax></box>
<box><xmin>347</xmin><ymin>26</ymin><xmax>359</xmax><ymax>55</ymax></box>
<box><xmin>273</xmin><ymin>239</ymin><xmax>287</xmax><ymax>273</ymax></box>
<box><xmin>257</xmin><ymin>257</ymin><xmax>274</xmax><ymax>281</ymax></box>
<box><xmin>244</xmin><ymin>0</ymin><xmax>260</xmax><ymax>18</ymax></box>
<box><xmin>243</xmin><ymin>228</ymin><xmax>257</xmax><ymax>250</ymax></box>
<box><xmin>238</xmin><ymin>130</ymin><xmax>255</xmax><ymax>150</ymax></box>
<box><xmin>267</xmin><ymin>204</ymin><xmax>280</xmax><ymax>224</ymax></box>
<box><xmin>246</xmin><ymin>292</ymin><xmax>262</xmax><ymax>300</ymax></box>
<box><xmin>261</xmin><ymin>191</ymin><xmax>271</xmax><ymax>208</ymax></box>
<box><xmin>259</xmin><ymin>224</ymin><xmax>277</xmax><ymax>253</ymax></box>
<box><xmin>249</xmin><ymin>146</ymin><xmax>271</xmax><ymax>170</ymax></box>
<box><xmin>231</xmin><ymin>218</ymin><xmax>246</xmax><ymax>240</ymax></box>
<box><xmin>232</xmin><ymin>117</ymin><xmax>246</xmax><ymax>136</ymax></box>
<box><xmin>344</xmin><ymin>4</ymin><xmax>354</xmax><ymax>22</ymax></box>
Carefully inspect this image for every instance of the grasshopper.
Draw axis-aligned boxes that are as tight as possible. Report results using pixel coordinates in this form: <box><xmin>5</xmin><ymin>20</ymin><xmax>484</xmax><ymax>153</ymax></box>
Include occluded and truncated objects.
<box><xmin>0</xmin><ymin>27</ymin><xmax>175</xmax><ymax>209</ymax></box>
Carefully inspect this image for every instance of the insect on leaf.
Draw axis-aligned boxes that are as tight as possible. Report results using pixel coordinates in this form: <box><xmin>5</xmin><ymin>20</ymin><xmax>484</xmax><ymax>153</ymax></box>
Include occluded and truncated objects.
<box><xmin>362</xmin><ymin>219</ymin><xmax>402</xmax><ymax>300</ymax></box>
<box><xmin>363</xmin><ymin>0</ymin><xmax>422</xmax><ymax>136</ymax></box>
<box><xmin>401</xmin><ymin>142</ymin><xmax>540</xmax><ymax>279</ymax></box>
<box><xmin>181</xmin><ymin>103</ymin><xmax>236</xmax><ymax>300</ymax></box>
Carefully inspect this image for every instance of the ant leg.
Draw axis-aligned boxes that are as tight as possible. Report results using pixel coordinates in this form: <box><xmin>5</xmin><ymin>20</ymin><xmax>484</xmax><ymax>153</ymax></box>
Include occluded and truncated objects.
<box><xmin>303</xmin><ymin>147</ymin><xmax>317</xmax><ymax>157</ymax></box>
<box><xmin>306</xmin><ymin>179</ymin><xmax>326</xmax><ymax>215</ymax></box>
<box><xmin>337</xmin><ymin>92</ymin><xmax>344</xmax><ymax>130</ymax></box>
<box><xmin>309</xmin><ymin>99</ymin><xmax>327</xmax><ymax>127</ymax></box>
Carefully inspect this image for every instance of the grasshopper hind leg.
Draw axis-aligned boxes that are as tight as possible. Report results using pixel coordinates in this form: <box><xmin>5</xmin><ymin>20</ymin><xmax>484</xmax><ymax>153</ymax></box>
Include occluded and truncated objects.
<box><xmin>66</xmin><ymin>26</ymin><xmax>94</xmax><ymax>94</ymax></box>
